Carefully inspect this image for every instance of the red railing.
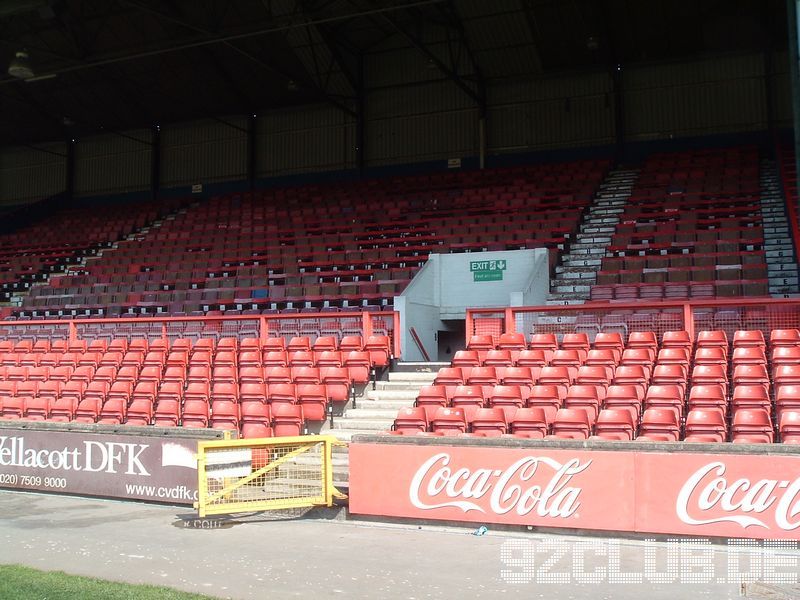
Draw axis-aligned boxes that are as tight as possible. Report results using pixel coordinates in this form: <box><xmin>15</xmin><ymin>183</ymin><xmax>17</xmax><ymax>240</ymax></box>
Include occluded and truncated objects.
<box><xmin>465</xmin><ymin>297</ymin><xmax>800</xmax><ymax>346</ymax></box>
<box><xmin>0</xmin><ymin>311</ymin><xmax>402</xmax><ymax>358</ymax></box>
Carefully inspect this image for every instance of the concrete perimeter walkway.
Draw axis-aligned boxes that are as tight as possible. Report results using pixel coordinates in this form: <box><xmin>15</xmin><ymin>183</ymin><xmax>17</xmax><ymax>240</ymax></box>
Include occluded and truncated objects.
<box><xmin>0</xmin><ymin>491</ymin><xmax>796</xmax><ymax>599</ymax></box>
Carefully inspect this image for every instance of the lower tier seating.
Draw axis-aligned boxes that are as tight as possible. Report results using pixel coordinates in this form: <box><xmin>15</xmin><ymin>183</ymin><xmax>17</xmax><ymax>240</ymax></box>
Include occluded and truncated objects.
<box><xmin>389</xmin><ymin>328</ymin><xmax>800</xmax><ymax>443</ymax></box>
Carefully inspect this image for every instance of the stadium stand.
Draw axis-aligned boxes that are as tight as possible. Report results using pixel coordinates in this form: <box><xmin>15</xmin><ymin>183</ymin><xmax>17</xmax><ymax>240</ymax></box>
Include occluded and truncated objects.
<box><xmin>14</xmin><ymin>159</ymin><xmax>608</xmax><ymax>317</ymax></box>
<box><xmin>591</xmin><ymin>146</ymin><xmax>771</xmax><ymax>301</ymax></box>
<box><xmin>0</xmin><ymin>198</ymin><xmax>184</xmax><ymax>306</ymax></box>
<box><xmin>390</xmin><ymin>325</ymin><xmax>800</xmax><ymax>443</ymax></box>
<box><xmin>0</xmin><ymin>331</ymin><xmax>391</xmax><ymax>438</ymax></box>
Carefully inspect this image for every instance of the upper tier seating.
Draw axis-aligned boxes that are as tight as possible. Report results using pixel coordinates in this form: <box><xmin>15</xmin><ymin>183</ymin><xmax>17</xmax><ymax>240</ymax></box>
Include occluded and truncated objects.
<box><xmin>0</xmin><ymin>198</ymin><xmax>184</xmax><ymax>304</ymax></box>
<box><xmin>391</xmin><ymin>327</ymin><xmax>800</xmax><ymax>443</ymax></box>
<box><xmin>591</xmin><ymin>146</ymin><xmax>770</xmax><ymax>301</ymax></box>
<box><xmin>16</xmin><ymin>160</ymin><xmax>608</xmax><ymax>317</ymax></box>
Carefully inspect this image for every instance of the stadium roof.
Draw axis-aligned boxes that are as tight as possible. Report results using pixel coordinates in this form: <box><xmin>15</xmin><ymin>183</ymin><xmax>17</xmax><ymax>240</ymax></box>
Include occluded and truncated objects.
<box><xmin>0</xmin><ymin>0</ymin><xmax>787</xmax><ymax>145</ymax></box>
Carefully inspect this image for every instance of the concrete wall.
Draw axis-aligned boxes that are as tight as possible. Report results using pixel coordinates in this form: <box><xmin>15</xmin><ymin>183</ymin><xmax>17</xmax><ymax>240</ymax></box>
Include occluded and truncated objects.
<box><xmin>397</xmin><ymin>249</ymin><xmax>549</xmax><ymax>361</ymax></box>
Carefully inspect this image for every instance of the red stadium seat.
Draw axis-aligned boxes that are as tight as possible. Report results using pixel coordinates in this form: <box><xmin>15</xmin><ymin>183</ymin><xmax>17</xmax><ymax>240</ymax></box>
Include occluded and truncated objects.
<box><xmin>272</xmin><ymin>403</ymin><xmax>304</xmax><ymax>437</ymax></box>
<box><xmin>637</xmin><ymin>408</ymin><xmax>680</xmax><ymax>442</ymax></box>
<box><xmin>393</xmin><ymin>407</ymin><xmax>428</xmax><ymax>435</ymax></box>
<box><xmin>154</xmin><ymin>399</ymin><xmax>181</xmax><ymax>427</ymax></box>
<box><xmin>684</xmin><ymin>409</ymin><xmax>727</xmax><ymax>443</ymax></box>
<box><xmin>182</xmin><ymin>400</ymin><xmax>210</xmax><ymax>428</ymax></box>
<box><xmin>771</xmin><ymin>329</ymin><xmax>800</xmax><ymax>348</ymax></box>
<box><xmin>470</xmin><ymin>407</ymin><xmax>508</xmax><ymax>436</ymax></box>
<box><xmin>241</xmin><ymin>403</ymin><xmax>272</xmax><ymax>438</ymax></box>
<box><xmin>297</xmin><ymin>384</ymin><xmax>328</xmax><ymax>421</ymax></box>
<box><xmin>779</xmin><ymin>411</ymin><xmax>800</xmax><ymax>444</ymax></box>
<box><xmin>126</xmin><ymin>399</ymin><xmax>153</xmax><ymax>426</ymax></box>
<box><xmin>549</xmin><ymin>408</ymin><xmax>590</xmax><ymax>439</ymax></box>
<box><xmin>731</xmin><ymin>409</ymin><xmax>773</xmax><ymax>444</ymax></box>
<box><xmin>430</xmin><ymin>407</ymin><xmax>467</xmax><ymax>435</ymax></box>
<box><xmin>528</xmin><ymin>333</ymin><xmax>558</xmax><ymax>362</ymax></box>
<box><xmin>593</xmin><ymin>408</ymin><xmax>634</xmax><ymax>441</ymax></box>
<box><xmin>509</xmin><ymin>407</ymin><xmax>548</xmax><ymax>438</ymax></box>
<box><xmin>210</xmin><ymin>400</ymin><xmax>240</xmax><ymax>430</ymax></box>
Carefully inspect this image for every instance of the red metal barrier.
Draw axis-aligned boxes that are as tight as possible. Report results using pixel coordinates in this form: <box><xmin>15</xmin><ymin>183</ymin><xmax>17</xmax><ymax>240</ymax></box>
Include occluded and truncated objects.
<box><xmin>466</xmin><ymin>298</ymin><xmax>800</xmax><ymax>346</ymax></box>
<box><xmin>0</xmin><ymin>311</ymin><xmax>401</xmax><ymax>358</ymax></box>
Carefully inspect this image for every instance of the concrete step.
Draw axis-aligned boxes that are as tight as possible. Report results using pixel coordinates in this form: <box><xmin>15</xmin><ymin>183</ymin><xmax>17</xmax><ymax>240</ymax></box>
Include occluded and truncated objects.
<box><xmin>343</xmin><ymin>407</ymin><xmax>402</xmax><ymax>420</ymax></box>
<box><xmin>356</xmin><ymin>398</ymin><xmax>419</xmax><ymax>410</ymax></box>
<box><xmin>365</xmin><ymin>389</ymin><xmax>420</xmax><ymax>401</ymax></box>
<box><xmin>553</xmin><ymin>283</ymin><xmax>591</xmax><ymax>293</ymax></box>
<box><xmin>373</xmin><ymin>380</ymin><xmax>433</xmax><ymax>391</ymax></box>
<box><xmin>546</xmin><ymin>298</ymin><xmax>586</xmax><ymax>305</ymax></box>
<box><xmin>562</xmin><ymin>257</ymin><xmax>603</xmax><ymax>267</ymax></box>
<box><xmin>387</xmin><ymin>371</ymin><xmax>437</xmax><ymax>382</ymax></box>
<box><xmin>333</xmin><ymin>419</ymin><xmax>391</xmax><ymax>431</ymax></box>
<box><xmin>553</xmin><ymin>271</ymin><xmax>597</xmax><ymax>281</ymax></box>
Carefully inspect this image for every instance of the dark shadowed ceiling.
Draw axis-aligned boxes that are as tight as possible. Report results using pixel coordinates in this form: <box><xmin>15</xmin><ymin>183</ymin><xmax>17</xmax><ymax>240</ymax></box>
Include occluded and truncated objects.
<box><xmin>0</xmin><ymin>0</ymin><xmax>787</xmax><ymax>145</ymax></box>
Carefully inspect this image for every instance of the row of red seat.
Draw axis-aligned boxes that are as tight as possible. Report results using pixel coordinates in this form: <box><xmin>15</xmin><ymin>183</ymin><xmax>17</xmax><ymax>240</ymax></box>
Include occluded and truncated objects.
<box><xmin>389</xmin><ymin>405</ymin><xmax>796</xmax><ymax>444</ymax></box>
<box><xmin>0</xmin><ymin>395</ymin><xmax>306</xmax><ymax>437</ymax></box>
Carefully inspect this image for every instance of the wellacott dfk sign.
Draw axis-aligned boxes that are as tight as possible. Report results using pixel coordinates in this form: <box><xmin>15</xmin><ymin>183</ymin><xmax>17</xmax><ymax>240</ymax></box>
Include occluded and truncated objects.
<box><xmin>348</xmin><ymin>444</ymin><xmax>800</xmax><ymax>539</ymax></box>
<box><xmin>0</xmin><ymin>429</ymin><xmax>201</xmax><ymax>504</ymax></box>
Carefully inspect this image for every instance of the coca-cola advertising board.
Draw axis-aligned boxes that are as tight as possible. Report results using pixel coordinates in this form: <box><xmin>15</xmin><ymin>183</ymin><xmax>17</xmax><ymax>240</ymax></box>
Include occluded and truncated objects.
<box><xmin>349</xmin><ymin>443</ymin><xmax>800</xmax><ymax>539</ymax></box>
<box><xmin>636</xmin><ymin>453</ymin><xmax>800</xmax><ymax>539</ymax></box>
<box><xmin>0</xmin><ymin>428</ymin><xmax>200</xmax><ymax>505</ymax></box>
<box><xmin>349</xmin><ymin>443</ymin><xmax>636</xmax><ymax>532</ymax></box>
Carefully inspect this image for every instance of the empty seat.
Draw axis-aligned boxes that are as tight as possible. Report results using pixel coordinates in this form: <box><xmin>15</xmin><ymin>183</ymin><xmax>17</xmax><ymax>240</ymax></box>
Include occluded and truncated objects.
<box><xmin>499</xmin><ymin>366</ymin><xmax>535</xmax><ymax>388</ymax></box>
<box><xmin>732</xmin><ymin>364</ymin><xmax>769</xmax><ymax>390</ymax></box>
<box><xmin>691</xmin><ymin>364</ymin><xmax>728</xmax><ymax>396</ymax></box>
<box><xmin>637</xmin><ymin>408</ymin><xmax>680</xmax><ymax>442</ymax></box>
<box><xmin>240</xmin><ymin>403</ymin><xmax>272</xmax><ymax>438</ymax></box>
<box><xmin>433</xmin><ymin>367</ymin><xmax>464</xmax><ymax>387</ymax></box>
<box><xmin>731</xmin><ymin>346</ymin><xmax>767</xmax><ymax>367</ymax></box>
<box><xmin>364</xmin><ymin>335</ymin><xmax>391</xmax><ymax>367</ymax></box>
<box><xmin>684</xmin><ymin>409</ymin><xmax>727</xmax><ymax>443</ymax></box>
<box><xmin>593</xmin><ymin>409</ymin><xmax>634</xmax><ymax>441</ymax></box>
<box><xmin>528</xmin><ymin>333</ymin><xmax>557</xmax><ymax>362</ymax></box>
<box><xmin>466</xmin><ymin>335</ymin><xmax>495</xmax><ymax>363</ymax></box>
<box><xmin>644</xmin><ymin>384</ymin><xmax>685</xmax><ymax>417</ymax></box>
<box><xmin>515</xmin><ymin>349</ymin><xmax>547</xmax><ymax>368</ymax></box>
<box><xmin>272</xmin><ymin>403</ymin><xmax>304</xmax><ymax>436</ymax></box>
<box><xmin>415</xmin><ymin>385</ymin><xmax>449</xmax><ymax>420</ymax></box>
<box><xmin>779</xmin><ymin>411</ymin><xmax>800</xmax><ymax>444</ymax></box>
<box><xmin>430</xmin><ymin>407</ymin><xmax>467</xmax><ymax>435</ymax></box>
<box><xmin>561</xmin><ymin>333</ymin><xmax>589</xmax><ymax>361</ymax></box>
<box><xmin>482</xmin><ymin>349</ymin><xmax>513</xmax><ymax>367</ymax></box>
<box><xmin>470</xmin><ymin>407</ymin><xmax>507</xmax><ymax>436</ymax></box>
<box><xmin>603</xmin><ymin>384</ymin><xmax>643</xmax><ymax>421</ymax></box>
<box><xmin>508</xmin><ymin>407</ymin><xmax>548</xmax><ymax>438</ymax></box>
<box><xmin>549</xmin><ymin>408</ymin><xmax>590</xmax><ymax>439</ymax></box>
<box><xmin>153</xmin><ymin>399</ymin><xmax>181</xmax><ymax>427</ymax></box>
<box><xmin>770</xmin><ymin>329</ymin><xmax>800</xmax><ymax>348</ymax></box>
<box><xmin>662</xmin><ymin>330</ymin><xmax>692</xmax><ymax>350</ymax></box>
<box><xmin>564</xmin><ymin>385</ymin><xmax>601</xmax><ymax>423</ymax></box>
<box><xmin>688</xmin><ymin>384</ymin><xmax>727</xmax><ymax>417</ymax></box>
<box><xmin>181</xmin><ymin>400</ymin><xmax>210</xmax><ymax>428</ymax></box>
<box><xmin>731</xmin><ymin>409</ymin><xmax>773</xmax><ymax>444</ymax></box>
<box><xmin>210</xmin><ymin>400</ymin><xmax>240</xmax><ymax>430</ymax></box>
<box><xmin>126</xmin><ymin>399</ymin><xmax>154</xmax><ymax>426</ymax></box>
<box><xmin>733</xmin><ymin>330</ymin><xmax>765</xmax><ymax>349</ymax></box>
<box><xmin>451</xmin><ymin>350</ymin><xmax>480</xmax><ymax>368</ymax></box>
<box><xmin>296</xmin><ymin>384</ymin><xmax>328</xmax><ymax>421</ymax></box>
<box><xmin>393</xmin><ymin>407</ymin><xmax>428</xmax><ymax>435</ymax></box>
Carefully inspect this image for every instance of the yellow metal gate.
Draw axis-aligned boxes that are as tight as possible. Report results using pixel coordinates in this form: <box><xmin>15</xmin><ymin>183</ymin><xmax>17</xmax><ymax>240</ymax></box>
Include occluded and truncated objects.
<box><xmin>195</xmin><ymin>435</ymin><xmax>346</xmax><ymax>517</ymax></box>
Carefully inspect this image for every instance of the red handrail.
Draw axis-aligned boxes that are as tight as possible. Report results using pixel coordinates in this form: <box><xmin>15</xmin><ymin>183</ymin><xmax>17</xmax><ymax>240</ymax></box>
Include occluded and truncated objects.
<box><xmin>409</xmin><ymin>327</ymin><xmax>431</xmax><ymax>361</ymax></box>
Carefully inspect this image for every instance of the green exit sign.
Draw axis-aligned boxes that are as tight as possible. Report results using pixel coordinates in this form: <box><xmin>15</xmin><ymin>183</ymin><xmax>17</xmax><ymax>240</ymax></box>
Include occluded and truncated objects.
<box><xmin>470</xmin><ymin>259</ymin><xmax>507</xmax><ymax>282</ymax></box>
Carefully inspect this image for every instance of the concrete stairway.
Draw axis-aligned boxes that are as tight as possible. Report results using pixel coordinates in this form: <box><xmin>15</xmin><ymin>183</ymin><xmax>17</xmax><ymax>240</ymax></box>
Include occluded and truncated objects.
<box><xmin>760</xmin><ymin>159</ymin><xmax>800</xmax><ymax>296</ymax></box>
<box><xmin>548</xmin><ymin>168</ymin><xmax>639</xmax><ymax>305</ymax></box>
<box><xmin>320</xmin><ymin>362</ymin><xmax>444</xmax><ymax>489</ymax></box>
